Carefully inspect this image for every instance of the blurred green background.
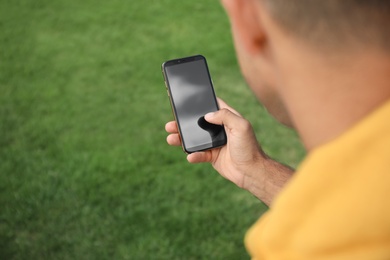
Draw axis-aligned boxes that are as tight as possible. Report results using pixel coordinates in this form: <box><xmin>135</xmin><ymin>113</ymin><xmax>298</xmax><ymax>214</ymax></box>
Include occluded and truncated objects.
<box><xmin>0</xmin><ymin>0</ymin><xmax>305</xmax><ymax>259</ymax></box>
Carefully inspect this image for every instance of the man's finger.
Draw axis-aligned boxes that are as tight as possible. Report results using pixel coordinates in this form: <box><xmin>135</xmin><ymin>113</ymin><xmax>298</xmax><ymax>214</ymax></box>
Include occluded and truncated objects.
<box><xmin>187</xmin><ymin>151</ymin><xmax>213</xmax><ymax>164</ymax></box>
<box><xmin>217</xmin><ymin>98</ymin><xmax>242</xmax><ymax>116</ymax></box>
<box><xmin>165</xmin><ymin>121</ymin><xmax>178</xmax><ymax>133</ymax></box>
<box><xmin>166</xmin><ymin>134</ymin><xmax>181</xmax><ymax>146</ymax></box>
<box><xmin>205</xmin><ymin>108</ymin><xmax>249</xmax><ymax>131</ymax></box>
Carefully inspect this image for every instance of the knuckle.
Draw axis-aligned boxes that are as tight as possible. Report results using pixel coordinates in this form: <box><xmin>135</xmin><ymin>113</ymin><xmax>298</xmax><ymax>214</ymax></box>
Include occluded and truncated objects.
<box><xmin>219</xmin><ymin>108</ymin><xmax>232</xmax><ymax>118</ymax></box>
<box><xmin>218</xmin><ymin>108</ymin><xmax>228</xmax><ymax>114</ymax></box>
<box><xmin>239</xmin><ymin>118</ymin><xmax>252</xmax><ymax>132</ymax></box>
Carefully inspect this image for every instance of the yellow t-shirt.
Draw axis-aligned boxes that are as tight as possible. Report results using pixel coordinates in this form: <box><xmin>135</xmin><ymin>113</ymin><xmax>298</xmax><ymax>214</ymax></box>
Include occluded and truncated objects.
<box><xmin>246</xmin><ymin>100</ymin><xmax>390</xmax><ymax>259</ymax></box>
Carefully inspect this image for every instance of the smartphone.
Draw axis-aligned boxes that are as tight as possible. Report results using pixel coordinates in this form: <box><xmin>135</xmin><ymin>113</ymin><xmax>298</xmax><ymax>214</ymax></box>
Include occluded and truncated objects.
<box><xmin>162</xmin><ymin>55</ymin><xmax>227</xmax><ymax>153</ymax></box>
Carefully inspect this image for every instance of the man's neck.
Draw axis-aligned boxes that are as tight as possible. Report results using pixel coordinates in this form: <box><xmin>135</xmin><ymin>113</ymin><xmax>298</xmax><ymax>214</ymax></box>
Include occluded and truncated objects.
<box><xmin>278</xmin><ymin>49</ymin><xmax>390</xmax><ymax>151</ymax></box>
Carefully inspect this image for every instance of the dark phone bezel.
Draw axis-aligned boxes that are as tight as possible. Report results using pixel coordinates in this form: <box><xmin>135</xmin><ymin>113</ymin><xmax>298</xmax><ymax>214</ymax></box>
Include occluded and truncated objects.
<box><xmin>162</xmin><ymin>54</ymin><xmax>227</xmax><ymax>154</ymax></box>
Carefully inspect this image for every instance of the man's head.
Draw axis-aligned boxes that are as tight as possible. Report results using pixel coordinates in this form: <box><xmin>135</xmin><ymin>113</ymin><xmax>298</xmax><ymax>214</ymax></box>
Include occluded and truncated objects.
<box><xmin>221</xmin><ymin>0</ymin><xmax>390</xmax><ymax>127</ymax></box>
<box><xmin>263</xmin><ymin>0</ymin><xmax>390</xmax><ymax>51</ymax></box>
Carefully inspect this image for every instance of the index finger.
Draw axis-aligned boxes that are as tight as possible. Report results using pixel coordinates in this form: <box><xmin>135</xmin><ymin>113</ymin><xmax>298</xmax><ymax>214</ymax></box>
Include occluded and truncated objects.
<box><xmin>217</xmin><ymin>97</ymin><xmax>241</xmax><ymax>116</ymax></box>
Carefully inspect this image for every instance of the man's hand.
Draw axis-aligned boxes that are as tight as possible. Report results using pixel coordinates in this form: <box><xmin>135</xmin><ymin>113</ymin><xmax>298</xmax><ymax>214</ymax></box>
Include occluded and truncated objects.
<box><xmin>165</xmin><ymin>98</ymin><xmax>294</xmax><ymax>206</ymax></box>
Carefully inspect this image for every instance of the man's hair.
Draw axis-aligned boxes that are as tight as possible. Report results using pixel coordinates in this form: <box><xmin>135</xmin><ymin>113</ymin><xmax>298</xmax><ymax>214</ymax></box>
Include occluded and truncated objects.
<box><xmin>262</xmin><ymin>0</ymin><xmax>390</xmax><ymax>51</ymax></box>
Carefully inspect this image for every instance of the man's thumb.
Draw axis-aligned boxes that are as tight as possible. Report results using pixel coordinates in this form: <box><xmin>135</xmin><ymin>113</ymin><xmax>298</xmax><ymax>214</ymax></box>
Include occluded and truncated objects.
<box><xmin>204</xmin><ymin>108</ymin><xmax>241</xmax><ymax>128</ymax></box>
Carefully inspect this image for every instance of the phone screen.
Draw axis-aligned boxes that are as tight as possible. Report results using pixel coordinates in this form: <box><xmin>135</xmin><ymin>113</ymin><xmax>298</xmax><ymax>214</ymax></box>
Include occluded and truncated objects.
<box><xmin>162</xmin><ymin>55</ymin><xmax>227</xmax><ymax>153</ymax></box>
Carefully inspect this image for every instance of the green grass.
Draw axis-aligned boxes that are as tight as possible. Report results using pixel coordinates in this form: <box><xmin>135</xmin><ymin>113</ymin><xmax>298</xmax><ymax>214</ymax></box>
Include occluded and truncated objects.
<box><xmin>0</xmin><ymin>0</ymin><xmax>305</xmax><ymax>259</ymax></box>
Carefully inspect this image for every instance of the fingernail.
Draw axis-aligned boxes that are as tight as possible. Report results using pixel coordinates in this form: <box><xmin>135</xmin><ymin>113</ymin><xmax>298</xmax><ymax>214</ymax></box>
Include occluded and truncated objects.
<box><xmin>204</xmin><ymin>112</ymin><xmax>215</xmax><ymax>120</ymax></box>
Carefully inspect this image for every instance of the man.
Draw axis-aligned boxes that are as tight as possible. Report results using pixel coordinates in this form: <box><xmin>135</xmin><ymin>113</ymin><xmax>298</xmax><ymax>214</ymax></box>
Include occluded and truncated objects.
<box><xmin>166</xmin><ymin>0</ymin><xmax>390</xmax><ymax>258</ymax></box>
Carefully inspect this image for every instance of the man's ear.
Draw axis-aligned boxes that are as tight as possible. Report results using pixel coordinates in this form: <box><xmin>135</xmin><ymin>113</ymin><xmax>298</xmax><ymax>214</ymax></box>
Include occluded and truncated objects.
<box><xmin>221</xmin><ymin>0</ymin><xmax>267</xmax><ymax>55</ymax></box>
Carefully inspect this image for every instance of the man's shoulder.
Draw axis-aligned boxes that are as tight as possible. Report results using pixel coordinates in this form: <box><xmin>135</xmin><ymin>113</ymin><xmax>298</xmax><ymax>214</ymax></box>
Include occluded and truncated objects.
<box><xmin>248</xmin><ymin>99</ymin><xmax>390</xmax><ymax>259</ymax></box>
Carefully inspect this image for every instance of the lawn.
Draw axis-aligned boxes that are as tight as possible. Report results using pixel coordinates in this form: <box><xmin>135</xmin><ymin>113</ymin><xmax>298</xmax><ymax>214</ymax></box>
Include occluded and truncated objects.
<box><xmin>0</xmin><ymin>0</ymin><xmax>305</xmax><ymax>259</ymax></box>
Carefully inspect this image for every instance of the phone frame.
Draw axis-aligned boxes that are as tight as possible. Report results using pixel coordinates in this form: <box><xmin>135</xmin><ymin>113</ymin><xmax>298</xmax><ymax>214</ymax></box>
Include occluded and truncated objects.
<box><xmin>162</xmin><ymin>54</ymin><xmax>227</xmax><ymax>153</ymax></box>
